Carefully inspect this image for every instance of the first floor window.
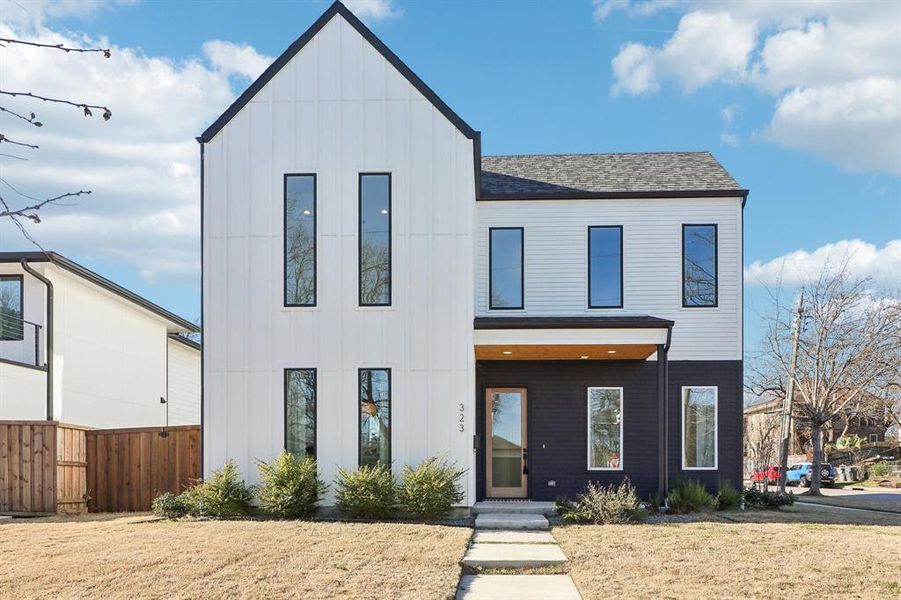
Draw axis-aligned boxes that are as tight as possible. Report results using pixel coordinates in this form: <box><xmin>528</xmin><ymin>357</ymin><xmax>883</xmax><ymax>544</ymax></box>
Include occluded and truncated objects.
<box><xmin>285</xmin><ymin>369</ymin><xmax>316</xmax><ymax>458</ymax></box>
<box><xmin>588</xmin><ymin>387</ymin><xmax>623</xmax><ymax>470</ymax></box>
<box><xmin>359</xmin><ymin>368</ymin><xmax>390</xmax><ymax>466</ymax></box>
<box><xmin>682</xmin><ymin>386</ymin><xmax>717</xmax><ymax>469</ymax></box>
<box><xmin>0</xmin><ymin>275</ymin><xmax>23</xmax><ymax>341</ymax></box>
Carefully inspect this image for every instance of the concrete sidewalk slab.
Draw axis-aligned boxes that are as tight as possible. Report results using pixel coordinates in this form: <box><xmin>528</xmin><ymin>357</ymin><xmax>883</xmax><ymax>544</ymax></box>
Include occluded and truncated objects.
<box><xmin>462</xmin><ymin>542</ymin><xmax>568</xmax><ymax>569</ymax></box>
<box><xmin>456</xmin><ymin>575</ymin><xmax>581</xmax><ymax>600</ymax></box>
<box><xmin>475</xmin><ymin>513</ymin><xmax>549</xmax><ymax>530</ymax></box>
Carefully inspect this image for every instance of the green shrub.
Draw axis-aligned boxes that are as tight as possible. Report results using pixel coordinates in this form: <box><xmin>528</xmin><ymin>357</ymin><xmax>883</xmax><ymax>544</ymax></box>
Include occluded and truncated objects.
<box><xmin>647</xmin><ymin>493</ymin><xmax>663</xmax><ymax>514</ymax></box>
<box><xmin>398</xmin><ymin>457</ymin><xmax>466</xmax><ymax>521</ymax></box>
<box><xmin>151</xmin><ymin>491</ymin><xmax>192</xmax><ymax>519</ymax></box>
<box><xmin>557</xmin><ymin>480</ymin><xmax>645</xmax><ymax>524</ymax></box>
<box><xmin>666</xmin><ymin>479</ymin><xmax>717</xmax><ymax>514</ymax></box>
<box><xmin>335</xmin><ymin>464</ymin><xmax>397</xmax><ymax>519</ymax></box>
<box><xmin>870</xmin><ymin>461</ymin><xmax>891</xmax><ymax>479</ymax></box>
<box><xmin>717</xmin><ymin>481</ymin><xmax>743</xmax><ymax>511</ymax></box>
<box><xmin>184</xmin><ymin>461</ymin><xmax>254</xmax><ymax>518</ymax></box>
<box><xmin>743</xmin><ymin>487</ymin><xmax>795</xmax><ymax>509</ymax></box>
<box><xmin>256</xmin><ymin>452</ymin><xmax>327</xmax><ymax>518</ymax></box>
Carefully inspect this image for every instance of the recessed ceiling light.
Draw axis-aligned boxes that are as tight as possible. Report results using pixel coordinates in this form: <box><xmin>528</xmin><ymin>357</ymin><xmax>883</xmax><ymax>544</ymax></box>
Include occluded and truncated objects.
<box><xmin>607</xmin><ymin>350</ymin><xmax>617</xmax><ymax>354</ymax></box>
<box><xmin>580</xmin><ymin>355</ymin><xmax>589</xmax><ymax>360</ymax></box>
<box><xmin>380</xmin><ymin>209</ymin><xmax>389</xmax><ymax>214</ymax></box>
<box><xmin>502</xmin><ymin>350</ymin><xmax>512</xmax><ymax>355</ymax></box>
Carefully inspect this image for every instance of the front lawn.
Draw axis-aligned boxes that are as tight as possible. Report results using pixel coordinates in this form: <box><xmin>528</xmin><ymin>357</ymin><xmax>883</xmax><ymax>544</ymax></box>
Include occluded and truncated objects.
<box><xmin>0</xmin><ymin>514</ymin><xmax>471</xmax><ymax>599</ymax></box>
<box><xmin>555</xmin><ymin>505</ymin><xmax>901</xmax><ymax>599</ymax></box>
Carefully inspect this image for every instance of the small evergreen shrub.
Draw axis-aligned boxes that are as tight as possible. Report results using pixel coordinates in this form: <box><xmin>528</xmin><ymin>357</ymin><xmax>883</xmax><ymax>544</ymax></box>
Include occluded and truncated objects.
<box><xmin>647</xmin><ymin>493</ymin><xmax>663</xmax><ymax>514</ymax></box>
<box><xmin>184</xmin><ymin>460</ymin><xmax>254</xmax><ymax>518</ymax></box>
<box><xmin>666</xmin><ymin>479</ymin><xmax>717</xmax><ymax>514</ymax></box>
<box><xmin>398</xmin><ymin>457</ymin><xmax>466</xmax><ymax>521</ymax></box>
<box><xmin>717</xmin><ymin>481</ymin><xmax>743</xmax><ymax>511</ymax></box>
<box><xmin>256</xmin><ymin>452</ymin><xmax>327</xmax><ymax>518</ymax></box>
<box><xmin>870</xmin><ymin>461</ymin><xmax>891</xmax><ymax>479</ymax></box>
<box><xmin>151</xmin><ymin>491</ymin><xmax>192</xmax><ymax>519</ymax></box>
<box><xmin>743</xmin><ymin>487</ymin><xmax>795</xmax><ymax>509</ymax></box>
<box><xmin>334</xmin><ymin>464</ymin><xmax>397</xmax><ymax>519</ymax></box>
<box><xmin>557</xmin><ymin>480</ymin><xmax>645</xmax><ymax>524</ymax></box>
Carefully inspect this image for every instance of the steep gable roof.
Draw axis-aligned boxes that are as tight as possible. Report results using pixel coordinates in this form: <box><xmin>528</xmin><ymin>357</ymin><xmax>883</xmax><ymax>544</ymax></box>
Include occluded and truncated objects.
<box><xmin>198</xmin><ymin>1</ymin><xmax>478</xmax><ymax>143</ymax></box>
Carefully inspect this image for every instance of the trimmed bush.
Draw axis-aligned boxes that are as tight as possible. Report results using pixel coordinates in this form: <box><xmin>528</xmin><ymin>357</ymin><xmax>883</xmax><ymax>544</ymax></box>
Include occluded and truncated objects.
<box><xmin>870</xmin><ymin>461</ymin><xmax>891</xmax><ymax>479</ymax></box>
<box><xmin>743</xmin><ymin>487</ymin><xmax>795</xmax><ymax>509</ymax></box>
<box><xmin>335</xmin><ymin>464</ymin><xmax>397</xmax><ymax>519</ymax></box>
<box><xmin>184</xmin><ymin>460</ymin><xmax>254</xmax><ymax>518</ymax></box>
<box><xmin>398</xmin><ymin>457</ymin><xmax>466</xmax><ymax>521</ymax></box>
<box><xmin>557</xmin><ymin>480</ymin><xmax>645</xmax><ymax>524</ymax></box>
<box><xmin>667</xmin><ymin>479</ymin><xmax>717</xmax><ymax>514</ymax></box>
<box><xmin>717</xmin><ymin>481</ymin><xmax>743</xmax><ymax>510</ymax></box>
<box><xmin>151</xmin><ymin>491</ymin><xmax>191</xmax><ymax>519</ymax></box>
<box><xmin>256</xmin><ymin>452</ymin><xmax>327</xmax><ymax>519</ymax></box>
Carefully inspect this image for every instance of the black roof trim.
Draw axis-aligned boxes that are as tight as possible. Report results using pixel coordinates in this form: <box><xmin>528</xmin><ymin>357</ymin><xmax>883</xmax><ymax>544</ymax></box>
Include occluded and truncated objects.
<box><xmin>474</xmin><ymin>316</ymin><xmax>675</xmax><ymax>330</ymax></box>
<box><xmin>0</xmin><ymin>251</ymin><xmax>199</xmax><ymax>333</ymax></box>
<box><xmin>198</xmin><ymin>1</ymin><xmax>478</xmax><ymax>143</ymax></box>
<box><xmin>479</xmin><ymin>189</ymin><xmax>749</xmax><ymax>201</ymax></box>
<box><xmin>168</xmin><ymin>333</ymin><xmax>202</xmax><ymax>351</ymax></box>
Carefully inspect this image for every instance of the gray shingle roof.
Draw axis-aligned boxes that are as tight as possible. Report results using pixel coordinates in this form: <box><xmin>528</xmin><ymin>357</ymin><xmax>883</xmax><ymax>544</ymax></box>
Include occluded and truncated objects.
<box><xmin>480</xmin><ymin>152</ymin><xmax>744</xmax><ymax>198</ymax></box>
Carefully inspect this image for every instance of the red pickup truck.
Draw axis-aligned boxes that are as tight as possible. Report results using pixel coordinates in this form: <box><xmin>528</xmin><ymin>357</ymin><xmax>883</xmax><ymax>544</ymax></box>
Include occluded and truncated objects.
<box><xmin>752</xmin><ymin>465</ymin><xmax>781</xmax><ymax>485</ymax></box>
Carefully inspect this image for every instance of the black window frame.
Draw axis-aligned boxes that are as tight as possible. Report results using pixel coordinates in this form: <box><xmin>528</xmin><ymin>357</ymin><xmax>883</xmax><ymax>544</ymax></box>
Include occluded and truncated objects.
<box><xmin>0</xmin><ymin>274</ymin><xmax>24</xmax><ymax>342</ymax></box>
<box><xmin>358</xmin><ymin>367</ymin><xmax>392</xmax><ymax>468</ymax></box>
<box><xmin>284</xmin><ymin>368</ymin><xmax>317</xmax><ymax>459</ymax></box>
<box><xmin>488</xmin><ymin>226</ymin><xmax>525</xmax><ymax>310</ymax></box>
<box><xmin>358</xmin><ymin>173</ymin><xmax>392</xmax><ymax>307</ymax></box>
<box><xmin>587</xmin><ymin>225</ymin><xmax>624</xmax><ymax>309</ymax></box>
<box><xmin>681</xmin><ymin>223</ymin><xmax>718</xmax><ymax>308</ymax></box>
<box><xmin>283</xmin><ymin>173</ymin><xmax>317</xmax><ymax>307</ymax></box>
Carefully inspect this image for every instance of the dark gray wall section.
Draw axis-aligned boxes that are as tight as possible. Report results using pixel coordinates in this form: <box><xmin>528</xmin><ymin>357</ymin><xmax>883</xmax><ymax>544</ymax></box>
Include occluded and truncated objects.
<box><xmin>475</xmin><ymin>359</ymin><xmax>742</xmax><ymax>501</ymax></box>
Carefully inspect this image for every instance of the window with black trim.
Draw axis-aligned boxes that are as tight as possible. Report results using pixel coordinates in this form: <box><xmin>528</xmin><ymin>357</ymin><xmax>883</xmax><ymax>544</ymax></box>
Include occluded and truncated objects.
<box><xmin>284</xmin><ymin>174</ymin><xmax>316</xmax><ymax>306</ymax></box>
<box><xmin>285</xmin><ymin>369</ymin><xmax>316</xmax><ymax>458</ymax></box>
<box><xmin>683</xmin><ymin>224</ymin><xmax>718</xmax><ymax>307</ymax></box>
<box><xmin>588</xmin><ymin>226</ymin><xmax>623</xmax><ymax>308</ymax></box>
<box><xmin>489</xmin><ymin>227</ymin><xmax>523</xmax><ymax>309</ymax></box>
<box><xmin>359</xmin><ymin>368</ymin><xmax>390</xmax><ymax>467</ymax></box>
<box><xmin>359</xmin><ymin>174</ymin><xmax>391</xmax><ymax>306</ymax></box>
<box><xmin>0</xmin><ymin>275</ymin><xmax>24</xmax><ymax>342</ymax></box>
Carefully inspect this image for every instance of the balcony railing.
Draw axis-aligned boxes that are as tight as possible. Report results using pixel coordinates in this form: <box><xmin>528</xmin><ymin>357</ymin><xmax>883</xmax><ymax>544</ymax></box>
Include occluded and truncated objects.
<box><xmin>0</xmin><ymin>313</ymin><xmax>44</xmax><ymax>368</ymax></box>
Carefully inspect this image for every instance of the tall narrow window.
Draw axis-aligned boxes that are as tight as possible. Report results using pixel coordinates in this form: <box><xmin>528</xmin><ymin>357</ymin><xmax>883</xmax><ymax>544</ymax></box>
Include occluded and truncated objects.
<box><xmin>588</xmin><ymin>387</ymin><xmax>623</xmax><ymax>470</ymax></box>
<box><xmin>359</xmin><ymin>368</ymin><xmax>391</xmax><ymax>467</ymax></box>
<box><xmin>284</xmin><ymin>174</ymin><xmax>316</xmax><ymax>306</ymax></box>
<box><xmin>0</xmin><ymin>275</ymin><xmax>23</xmax><ymax>341</ymax></box>
<box><xmin>359</xmin><ymin>174</ymin><xmax>391</xmax><ymax>306</ymax></box>
<box><xmin>588</xmin><ymin>226</ymin><xmax>623</xmax><ymax>308</ymax></box>
<box><xmin>682</xmin><ymin>386</ymin><xmax>717</xmax><ymax>469</ymax></box>
<box><xmin>683</xmin><ymin>224</ymin><xmax>717</xmax><ymax>307</ymax></box>
<box><xmin>285</xmin><ymin>369</ymin><xmax>316</xmax><ymax>458</ymax></box>
<box><xmin>489</xmin><ymin>227</ymin><xmax>523</xmax><ymax>309</ymax></box>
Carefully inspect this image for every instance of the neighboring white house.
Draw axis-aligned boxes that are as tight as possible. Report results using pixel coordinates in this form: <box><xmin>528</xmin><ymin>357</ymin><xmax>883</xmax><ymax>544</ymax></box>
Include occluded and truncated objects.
<box><xmin>0</xmin><ymin>252</ymin><xmax>200</xmax><ymax>429</ymax></box>
<box><xmin>200</xmin><ymin>1</ymin><xmax>746</xmax><ymax>505</ymax></box>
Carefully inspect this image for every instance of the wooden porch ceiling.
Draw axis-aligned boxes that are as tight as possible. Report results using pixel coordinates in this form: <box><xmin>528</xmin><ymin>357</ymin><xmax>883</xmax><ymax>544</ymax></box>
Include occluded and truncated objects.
<box><xmin>474</xmin><ymin>344</ymin><xmax>658</xmax><ymax>361</ymax></box>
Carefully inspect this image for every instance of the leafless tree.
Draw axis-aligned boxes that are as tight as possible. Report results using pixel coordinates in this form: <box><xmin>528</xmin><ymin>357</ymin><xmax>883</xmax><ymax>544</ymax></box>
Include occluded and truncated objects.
<box><xmin>745</xmin><ymin>409</ymin><xmax>780</xmax><ymax>488</ymax></box>
<box><xmin>747</xmin><ymin>259</ymin><xmax>901</xmax><ymax>494</ymax></box>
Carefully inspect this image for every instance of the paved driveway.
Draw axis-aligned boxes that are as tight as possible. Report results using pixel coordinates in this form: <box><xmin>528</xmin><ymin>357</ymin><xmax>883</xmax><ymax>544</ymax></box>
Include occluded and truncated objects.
<box><xmin>794</xmin><ymin>484</ymin><xmax>901</xmax><ymax>513</ymax></box>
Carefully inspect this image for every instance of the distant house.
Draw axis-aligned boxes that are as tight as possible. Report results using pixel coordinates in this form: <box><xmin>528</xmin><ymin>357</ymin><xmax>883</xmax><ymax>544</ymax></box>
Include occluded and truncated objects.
<box><xmin>0</xmin><ymin>252</ymin><xmax>200</xmax><ymax>428</ymax></box>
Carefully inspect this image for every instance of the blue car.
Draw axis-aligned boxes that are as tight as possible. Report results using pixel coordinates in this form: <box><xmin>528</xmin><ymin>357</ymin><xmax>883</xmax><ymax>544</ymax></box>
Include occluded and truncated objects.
<box><xmin>786</xmin><ymin>462</ymin><xmax>836</xmax><ymax>487</ymax></box>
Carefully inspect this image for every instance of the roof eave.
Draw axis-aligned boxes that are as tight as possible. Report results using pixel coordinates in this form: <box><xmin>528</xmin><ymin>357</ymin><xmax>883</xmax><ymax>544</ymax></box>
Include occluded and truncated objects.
<box><xmin>478</xmin><ymin>189</ymin><xmax>750</xmax><ymax>201</ymax></box>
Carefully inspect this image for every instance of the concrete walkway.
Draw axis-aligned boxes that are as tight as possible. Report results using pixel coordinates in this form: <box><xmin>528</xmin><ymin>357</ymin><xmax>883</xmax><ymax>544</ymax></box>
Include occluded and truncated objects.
<box><xmin>455</xmin><ymin>502</ymin><xmax>582</xmax><ymax>600</ymax></box>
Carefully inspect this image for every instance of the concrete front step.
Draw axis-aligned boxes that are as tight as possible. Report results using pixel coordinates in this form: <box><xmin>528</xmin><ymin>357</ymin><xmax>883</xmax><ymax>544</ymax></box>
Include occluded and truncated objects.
<box><xmin>475</xmin><ymin>513</ymin><xmax>549</xmax><ymax>530</ymax></box>
<box><xmin>456</xmin><ymin>575</ymin><xmax>581</xmax><ymax>600</ymax></box>
<box><xmin>462</xmin><ymin>542</ymin><xmax>568</xmax><ymax>569</ymax></box>
<box><xmin>472</xmin><ymin>501</ymin><xmax>557</xmax><ymax>516</ymax></box>
<box><xmin>473</xmin><ymin>530</ymin><xmax>556</xmax><ymax>544</ymax></box>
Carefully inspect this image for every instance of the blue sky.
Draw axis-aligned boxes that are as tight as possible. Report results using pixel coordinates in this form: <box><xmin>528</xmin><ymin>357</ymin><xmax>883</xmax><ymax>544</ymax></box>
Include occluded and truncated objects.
<box><xmin>1</xmin><ymin>0</ymin><xmax>899</xmax><ymax>351</ymax></box>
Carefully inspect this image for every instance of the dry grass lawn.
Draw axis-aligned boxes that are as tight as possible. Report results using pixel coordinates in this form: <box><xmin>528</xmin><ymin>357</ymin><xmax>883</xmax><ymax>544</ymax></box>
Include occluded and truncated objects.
<box><xmin>555</xmin><ymin>505</ymin><xmax>901</xmax><ymax>600</ymax></box>
<box><xmin>0</xmin><ymin>514</ymin><xmax>471</xmax><ymax>599</ymax></box>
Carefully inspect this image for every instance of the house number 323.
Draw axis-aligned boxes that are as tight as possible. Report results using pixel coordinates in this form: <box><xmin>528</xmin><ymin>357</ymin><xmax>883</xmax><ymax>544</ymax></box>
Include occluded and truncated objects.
<box><xmin>458</xmin><ymin>403</ymin><xmax>465</xmax><ymax>432</ymax></box>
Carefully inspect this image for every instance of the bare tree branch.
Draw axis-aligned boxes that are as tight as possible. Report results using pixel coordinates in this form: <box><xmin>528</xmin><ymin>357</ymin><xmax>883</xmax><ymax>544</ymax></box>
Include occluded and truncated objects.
<box><xmin>0</xmin><ymin>90</ymin><xmax>111</xmax><ymax>120</ymax></box>
<box><xmin>0</xmin><ymin>133</ymin><xmax>38</xmax><ymax>149</ymax></box>
<box><xmin>0</xmin><ymin>37</ymin><xmax>111</xmax><ymax>57</ymax></box>
<box><xmin>0</xmin><ymin>106</ymin><xmax>43</xmax><ymax>127</ymax></box>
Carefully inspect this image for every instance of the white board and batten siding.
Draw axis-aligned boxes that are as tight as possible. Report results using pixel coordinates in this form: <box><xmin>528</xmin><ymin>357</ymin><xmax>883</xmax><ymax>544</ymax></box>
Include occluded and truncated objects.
<box><xmin>203</xmin><ymin>15</ymin><xmax>477</xmax><ymax>501</ymax></box>
<box><xmin>476</xmin><ymin>197</ymin><xmax>743</xmax><ymax>361</ymax></box>
<box><xmin>167</xmin><ymin>338</ymin><xmax>201</xmax><ymax>426</ymax></box>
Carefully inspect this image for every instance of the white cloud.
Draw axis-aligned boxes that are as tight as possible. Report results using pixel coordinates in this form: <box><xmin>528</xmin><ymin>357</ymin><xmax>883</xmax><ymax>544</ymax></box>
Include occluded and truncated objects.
<box><xmin>593</xmin><ymin>0</ymin><xmax>677</xmax><ymax>22</ymax></box>
<box><xmin>720</xmin><ymin>132</ymin><xmax>739</xmax><ymax>147</ymax></box>
<box><xmin>202</xmin><ymin>40</ymin><xmax>272</xmax><ymax>80</ymax></box>
<box><xmin>343</xmin><ymin>0</ymin><xmax>403</xmax><ymax>21</ymax></box>
<box><xmin>720</xmin><ymin>103</ymin><xmax>739</xmax><ymax>123</ymax></box>
<box><xmin>1</xmin><ymin>0</ymin><xmax>137</xmax><ymax>27</ymax></box>
<box><xmin>745</xmin><ymin>240</ymin><xmax>901</xmax><ymax>287</ymax></box>
<box><xmin>611</xmin><ymin>42</ymin><xmax>658</xmax><ymax>95</ymax></box>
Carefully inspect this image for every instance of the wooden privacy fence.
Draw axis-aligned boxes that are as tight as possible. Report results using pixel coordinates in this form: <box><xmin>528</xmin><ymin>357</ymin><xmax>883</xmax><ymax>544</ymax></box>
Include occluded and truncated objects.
<box><xmin>86</xmin><ymin>425</ymin><xmax>200</xmax><ymax>512</ymax></box>
<box><xmin>0</xmin><ymin>421</ymin><xmax>88</xmax><ymax>514</ymax></box>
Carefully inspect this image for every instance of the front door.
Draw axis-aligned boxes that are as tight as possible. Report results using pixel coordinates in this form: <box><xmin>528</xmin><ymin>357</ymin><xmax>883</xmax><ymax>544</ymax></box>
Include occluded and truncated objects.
<box><xmin>485</xmin><ymin>387</ymin><xmax>528</xmax><ymax>498</ymax></box>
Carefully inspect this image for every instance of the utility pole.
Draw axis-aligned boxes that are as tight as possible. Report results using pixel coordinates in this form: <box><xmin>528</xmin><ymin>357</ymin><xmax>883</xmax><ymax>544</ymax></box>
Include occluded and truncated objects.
<box><xmin>778</xmin><ymin>295</ymin><xmax>804</xmax><ymax>493</ymax></box>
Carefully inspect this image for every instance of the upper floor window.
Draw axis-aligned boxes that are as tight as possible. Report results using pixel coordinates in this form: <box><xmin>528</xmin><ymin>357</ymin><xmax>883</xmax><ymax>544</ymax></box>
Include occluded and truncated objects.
<box><xmin>0</xmin><ymin>275</ymin><xmax>23</xmax><ymax>341</ymax></box>
<box><xmin>682</xmin><ymin>224</ymin><xmax>717</xmax><ymax>307</ymax></box>
<box><xmin>489</xmin><ymin>227</ymin><xmax>523</xmax><ymax>310</ymax></box>
<box><xmin>359</xmin><ymin>368</ymin><xmax>391</xmax><ymax>467</ymax></box>
<box><xmin>284</xmin><ymin>174</ymin><xmax>316</xmax><ymax>306</ymax></box>
<box><xmin>588</xmin><ymin>226</ymin><xmax>623</xmax><ymax>308</ymax></box>
<box><xmin>359</xmin><ymin>174</ymin><xmax>391</xmax><ymax>306</ymax></box>
<box><xmin>682</xmin><ymin>386</ymin><xmax>717</xmax><ymax>470</ymax></box>
<box><xmin>285</xmin><ymin>368</ymin><xmax>316</xmax><ymax>458</ymax></box>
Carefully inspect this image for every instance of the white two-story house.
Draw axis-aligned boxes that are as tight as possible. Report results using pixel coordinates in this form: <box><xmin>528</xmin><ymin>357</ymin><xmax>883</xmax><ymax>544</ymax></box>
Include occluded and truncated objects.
<box><xmin>200</xmin><ymin>1</ymin><xmax>746</xmax><ymax>505</ymax></box>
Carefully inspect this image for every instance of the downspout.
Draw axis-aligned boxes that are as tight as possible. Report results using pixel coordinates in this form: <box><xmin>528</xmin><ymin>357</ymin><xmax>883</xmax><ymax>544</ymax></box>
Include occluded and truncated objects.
<box><xmin>20</xmin><ymin>259</ymin><xmax>53</xmax><ymax>421</ymax></box>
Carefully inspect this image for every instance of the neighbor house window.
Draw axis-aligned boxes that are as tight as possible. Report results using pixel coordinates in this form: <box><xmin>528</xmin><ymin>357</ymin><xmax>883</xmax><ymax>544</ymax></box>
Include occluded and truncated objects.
<box><xmin>489</xmin><ymin>227</ymin><xmax>523</xmax><ymax>309</ymax></box>
<box><xmin>0</xmin><ymin>275</ymin><xmax>23</xmax><ymax>341</ymax></box>
<box><xmin>284</xmin><ymin>174</ymin><xmax>316</xmax><ymax>306</ymax></box>
<box><xmin>683</xmin><ymin>224</ymin><xmax>717</xmax><ymax>307</ymax></box>
<box><xmin>359</xmin><ymin>368</ymin><xmax>390</xmax><ymax>467</ymax></box>
<box><xmin>359</xmin><ymin>174</ymin><xmax>391</xmax><ymax>306</ymax></box>
<box><xmin>682</xmin><ymin>386</ymin><xmax>717</xmax><ymax>469</ymax></box>
<box><xmin>285</xmin><ymin>369</ymin><xmax>316</xmax><ymax>458</ymax></box>
<box><xmin>588</xmin><ymin>226</ymin><xmax>623</xmax><ymax>308</ymax></box>
<box><xmin>868</xmin><ymin>433</ymin><xmax>879</xmax><ymax>444</ymax></box>
<box><xmin>588</xmin><ymin>387</ymin><xmax>623</xmax><ymax>470</ymax></box>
